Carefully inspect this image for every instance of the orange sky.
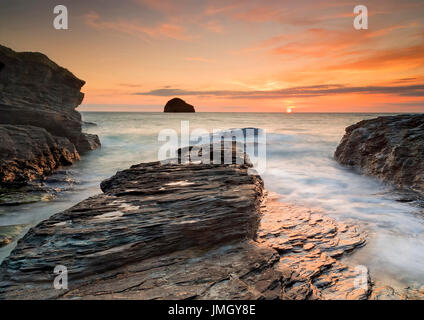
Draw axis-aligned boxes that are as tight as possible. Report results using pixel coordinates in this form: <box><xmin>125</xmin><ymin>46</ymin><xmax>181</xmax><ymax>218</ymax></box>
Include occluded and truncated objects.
<box><xmin>1</xmin><ymin>0</ymin><xmax>424</xmax><ymax>112</ymax></box>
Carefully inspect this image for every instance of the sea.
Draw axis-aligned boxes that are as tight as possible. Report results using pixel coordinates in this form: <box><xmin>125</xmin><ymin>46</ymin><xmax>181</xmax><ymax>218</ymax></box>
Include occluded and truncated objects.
<box><xmin>1</xmin><ymin>112</ymin><xmax>423</xmax><ymax>291</ymax></box>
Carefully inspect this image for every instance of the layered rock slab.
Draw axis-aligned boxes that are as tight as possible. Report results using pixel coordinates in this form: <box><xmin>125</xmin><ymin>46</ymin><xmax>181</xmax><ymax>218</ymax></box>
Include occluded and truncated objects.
<box><xmin>258</xmin><ymin>193</ymin><xmax>369</xmax><ymax>300</ymax></box>
<box><xmin>0</xmin><ymin>156</ymin><xmax>370</xmax><ymax>300</ymax></box>
<box><xmin>0</xmin><ymin>159</ymin><xmax>271</xmax><ymax>299</ymax></box>
<box><xmin>335</xmin><ymin>114</ymin><xmax>424</xmax><ymax>195</ymax></box>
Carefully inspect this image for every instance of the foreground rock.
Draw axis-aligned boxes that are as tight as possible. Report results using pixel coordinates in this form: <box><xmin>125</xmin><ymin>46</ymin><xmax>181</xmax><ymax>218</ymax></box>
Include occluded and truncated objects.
<box><xmin>259</xmin><ymin>193</ymin><xmax>368</xmax><ymax>300</ymax></box>
<box><xmin>335</xmin><ymin>114</ymin><xmax>424</xmax><ymax>195</ymax></box>
<box><xmin>164</xmin><ymin>97</ymin><xmax>195</xmax><ymax>112</ymax></box>
<box><xmin>0</xmin><ymin>44</ymin><xmax>100</xmax><ymax>186</ymax></box>
<box><xmin>0</xmin><ymin>144</ymin><xmax>370</xmax><ymax>300</ymax></box>
<box><xmin>0</xmin><ymin>153</ymin><xmax>266</xmax><ymax>299</ymax></box>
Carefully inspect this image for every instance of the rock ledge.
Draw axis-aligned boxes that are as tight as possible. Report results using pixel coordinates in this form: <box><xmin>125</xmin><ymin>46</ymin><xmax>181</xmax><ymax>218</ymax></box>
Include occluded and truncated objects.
<box><xmin>335</xmin><ymin>114</ymin><xmax>424</xmax><ymax>195</ymax></box>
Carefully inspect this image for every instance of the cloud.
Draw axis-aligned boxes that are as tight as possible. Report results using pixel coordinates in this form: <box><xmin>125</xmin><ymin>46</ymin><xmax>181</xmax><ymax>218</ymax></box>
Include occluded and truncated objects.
<box><xmin>117</xmin><ymin>83</ymin><xmax>144</xmax><ymax>88</ymax></box>
<box><xmin>134</xmin><ymin>83</ymin><xmax>424</xmax><ymax>99</ymax></box>
<box><xmin>184</xmin><ymin>57</ymin><xmax>215</xmax><ymax>63</ymax></box>
<box><xmin>201</xmin><ymin>20</ymin><xmax>225</xmax><ymax>33</ymax></box>
<box><xmin>326</xmin><ymin>44</ymin><xmax>424</xmax><ymax>71</ymax></box>
<box><xmin>84</xmin><ymin>12</ymin><xmax>192</xmax><ymax>41</ymax></box>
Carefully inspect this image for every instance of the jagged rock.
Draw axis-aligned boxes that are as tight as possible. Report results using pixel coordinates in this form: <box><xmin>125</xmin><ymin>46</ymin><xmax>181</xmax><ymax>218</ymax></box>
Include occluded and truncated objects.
<box><xmin>370</xmin><ymin>282</ymin><xmax>424</xmax><ymax>300</ymax></box>
<box><xmin>0</xmin><ymin>144</ymin><xmax>370</xmax><ymax>300</ymax></box>
<box><xmin>75</xmin><ymin>133</ymin><xmax>101</xmax><ymax>152</ymax></box>
<box><xmin>335</xmin><ymin>114</ymin><xmax>424</xmax><ymax>195</ymax></box>
<box><xmin>258</xmin><ymin>192</ymin><xmax>369</xmax><ymax>300</ymax></box>
<box><xmin>0</xmin><ymin>152</ymin><xmax>268</xmax><ymax>299</ymax></box>
<box><xmin>0</xmin><ymin>125</ymin><xmax>79</xmax><ymax>185</ymax></box>
<box><xmin>164</xmin><ymin>98</ymin><xmax>195</xmax><ymax>112</ymax></box>
<box><xmin>0</xmin><ymin>44</ymin><xmax>100</xmax><ymax>186</ymax></box>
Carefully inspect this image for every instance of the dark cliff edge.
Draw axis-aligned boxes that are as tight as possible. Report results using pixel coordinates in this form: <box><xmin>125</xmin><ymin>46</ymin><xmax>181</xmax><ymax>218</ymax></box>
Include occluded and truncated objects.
<box><xmin>335</xmin><ymin>114</ymin><xmax>424</xmax><ymax>197</ymax></box>
<box><xmin>0</xmin><ymin>145</ymin><xmax>369</xmax><ymax>300</ymax></box>
<box><xmin>0</xmin><ymin>44</ymin><xmax>100</xmax><ymax>186</ymax></box>
<box><xmin>164</xmin><ymin>97</ymin><xmax>195</xmax><ymax>112</ymax></box>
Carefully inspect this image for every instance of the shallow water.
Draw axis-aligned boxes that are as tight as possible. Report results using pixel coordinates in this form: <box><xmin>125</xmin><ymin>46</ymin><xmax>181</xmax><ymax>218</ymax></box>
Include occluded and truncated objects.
<box><xmin>0</xmin><ymin>112</ymin><xmax>423</xmax><ymax>290</ymax></box>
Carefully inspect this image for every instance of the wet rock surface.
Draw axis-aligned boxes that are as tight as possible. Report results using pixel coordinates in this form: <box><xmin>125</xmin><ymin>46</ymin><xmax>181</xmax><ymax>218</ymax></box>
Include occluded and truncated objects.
<box><xmin>371</xmin><ymin>284</ymin><xmax>424</xmax><ymax>300</ymax></box>
<box><xmin>258</xmin><ymin>193</ymin><xmax>369</xmax><ymax>300</ymax></box>
<box><xmin>0</xmin><ymin>158</ymin><xmax>265</xmax><ymax>299</ymax></box>
<box><xmin>0</xmin><ymin>125</ymin><xmax>80</xmax><ymax>186</ymax></box>
<box><xmin>335</xmin><ymin>114</ymin><xmax>424</xmax><ymax>195</ymax></box>
<box><xmin>0</xmin><ymin>225</ymin><xmax>26</xmax><ymax>248</ymax></box>
<box><xmin>0</xmin><ymin>44</ymin><xmax>100</xmax><ymax>187</ymax></box>
<box><xmin>0</xmin><ymin>149</ymin><xmax>371</xmax><ymax>300</ymax></box>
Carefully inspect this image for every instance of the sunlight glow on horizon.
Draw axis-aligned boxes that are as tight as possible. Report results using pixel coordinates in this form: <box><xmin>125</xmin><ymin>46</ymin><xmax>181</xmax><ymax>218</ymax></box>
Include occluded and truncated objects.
<box><xmin>1</xmin><ymin>0</ymin><xmax>423</xmax><ymax>112</ymax></box>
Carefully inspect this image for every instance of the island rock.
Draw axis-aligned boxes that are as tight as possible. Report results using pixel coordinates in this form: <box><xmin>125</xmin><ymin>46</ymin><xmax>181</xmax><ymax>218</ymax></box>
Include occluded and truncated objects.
<box><xmin>164</xmin><ymin>97</ymin><xmax>195</xmax><ymax>112</ymax></box>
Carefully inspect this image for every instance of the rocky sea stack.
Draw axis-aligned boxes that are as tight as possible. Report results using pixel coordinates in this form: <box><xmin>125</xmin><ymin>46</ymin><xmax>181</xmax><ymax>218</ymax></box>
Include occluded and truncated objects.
<box><xmin>0</xmin><ymin>44</ymin><xmax>100</xmax><ymax>186</ymax></box>
<box><xmin>164</xmin><ymin>97</ymin><xmax>195</xmax><ymax>113</ymax></box>
<box><xmin>335</xmin><ymin>114</ymin><xmax>424</xmax><ymax>195</ymax></box>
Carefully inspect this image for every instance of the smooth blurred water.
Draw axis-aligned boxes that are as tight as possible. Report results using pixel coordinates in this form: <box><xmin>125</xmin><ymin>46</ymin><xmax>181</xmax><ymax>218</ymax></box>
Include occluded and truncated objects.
<box><xmin>0</xmin><ymin>112</ymin><xmax>423</xmax><ymax>290</ymax></box>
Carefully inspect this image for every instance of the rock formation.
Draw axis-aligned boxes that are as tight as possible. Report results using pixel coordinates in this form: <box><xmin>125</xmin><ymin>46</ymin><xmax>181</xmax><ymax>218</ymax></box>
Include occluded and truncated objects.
<box><xmin>0</xmin><ymin>125</ymin><xmax>79</xmax><ymax>185</ymax></box>
<box><xmin>0</xmin><ymin>44</ymin><xmax>100</xmax><ymax>186</ymax></box>
<box><xmin>164</xmin><ymin>97</ymin><xmax>195</xmax><ymax>112</ymax></box>
<box><xmin>335</xmin><ymin>114</ymin><xmax>424</xmax><ymax>195</ymax></box>
<box><xmin>0</xmin><ymin>145</ymin><xmax>368</xmax><ymax>300</ymax></box>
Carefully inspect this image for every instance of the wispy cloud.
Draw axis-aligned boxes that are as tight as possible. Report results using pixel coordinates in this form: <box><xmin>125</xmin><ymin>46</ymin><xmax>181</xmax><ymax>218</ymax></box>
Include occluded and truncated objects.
<box><xmin>134</xmin><ymin>83</ymin><xmax>424</xmax><ymax>99</ymax></box>
<box><xmin>184</xmin><ymin>57</ymin><xmax>216</xmax><ymax>63</ymax></box>
<box><xmin>117</xmin><ymin>83</ymin><xmax>144</xmax><ymax>88</ymax></box>
<box><xmin>84</xmin><ymin>12</ymin><xmax>192</xmax><ymax>41</ymax></box>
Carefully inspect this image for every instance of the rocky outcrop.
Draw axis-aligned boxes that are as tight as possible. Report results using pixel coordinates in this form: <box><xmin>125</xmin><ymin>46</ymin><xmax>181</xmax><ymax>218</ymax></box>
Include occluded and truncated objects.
<box><xmin>0</xmin><ymin>125</ymin><xmax>79</xmax><ymax>185</ymax></box>
<box><xmin>164</xmin><ymin>97</ymin><xmax>195</xmax><ymax>112</ymax></box>
<box><xmin>0</xmin><ymin>150</ymin><xmax>266</xmax><ymax>299</ymax></box>
<box><xmin>0</xmin><ymin>145</ymin><xmax>368</xmax><ymax>300</ymax></box>
<box><xmin>258</xmin><ymin>193</ymin><xmax>368</xmax><ymax>300</ymax></box>
<box><xmin>0</xmin><ymin>44</ymin><xmax>100</xmax><ymax>186</ymax></box>
<box><xmin>335</xmin><ymin>114</ymin><xmax>424</xmax><ymax>195</ymax></box>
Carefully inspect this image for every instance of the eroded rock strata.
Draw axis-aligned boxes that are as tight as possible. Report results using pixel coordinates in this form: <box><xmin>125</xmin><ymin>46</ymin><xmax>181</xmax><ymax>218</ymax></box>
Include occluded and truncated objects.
<box><xmin>0</xmin><ymin>44</ymin><xmax>100</xmax><ymax>186</ymax></box>
<box><xmin>258</xmin><ymin>193</ymin><xmax>368</xmax><ymax>300</ymax></box>
<box><xmin>335</xmin><ymin>114</ymin><xmax>424</xmax><ymax>195</ymax></box>
<box><xmin>0</xmin><ymin>149</ymin><xmax>368</xmax><ymax>300</ymax></box>
<box><xmin>0</xmin><ymin>125</ymin><xmax>80</xmax><ymax>185</ymax></box>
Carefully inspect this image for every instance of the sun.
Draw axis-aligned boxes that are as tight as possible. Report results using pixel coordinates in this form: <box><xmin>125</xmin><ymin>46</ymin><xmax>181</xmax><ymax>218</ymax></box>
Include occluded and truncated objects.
<box><xmin>286</xmin><ymin>107</ymin><xmax>293</xmax><ymax>113</ymax></box>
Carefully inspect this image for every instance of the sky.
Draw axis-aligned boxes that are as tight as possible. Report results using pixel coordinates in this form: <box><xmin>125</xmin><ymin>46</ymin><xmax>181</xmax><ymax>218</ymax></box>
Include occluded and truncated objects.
<box><xmin>1</xmin><ymin>0</ymin><xmax>424</xmax><ymax>112</ymax></box>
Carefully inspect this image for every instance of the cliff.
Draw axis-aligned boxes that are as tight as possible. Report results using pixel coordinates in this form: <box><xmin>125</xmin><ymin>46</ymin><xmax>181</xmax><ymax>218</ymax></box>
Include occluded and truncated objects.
<box><xmin>335</xmin><ymin>114</ymin><xmax>424</xmax><ymax>195</ymax></box>
<box><xmin>0</xmin><ymin>44</ymin><xmax>100</xmax><ymax>185</ymax></box>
